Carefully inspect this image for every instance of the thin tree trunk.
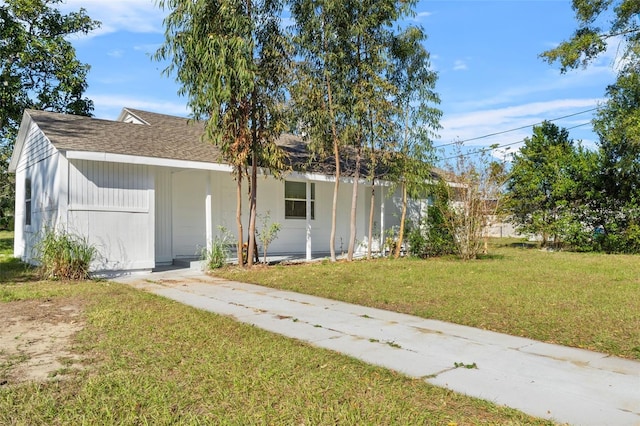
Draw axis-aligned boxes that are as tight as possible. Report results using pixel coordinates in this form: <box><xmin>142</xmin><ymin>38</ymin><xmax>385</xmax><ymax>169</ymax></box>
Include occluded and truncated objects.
<box><xmin>394</xmin><ymin>182</ymin><xmax>407</xmax><ymax>259</ymax></box>
<box><xmin>347</xmin><ymin>148</ymin><xmax>361</xmax><ymax>260</ymax></box>
<box><xmin>367</xmin><ymin>185</ymin><xmax>375</xmax><ymax>259</ymax></box>
<box><xmin>245</xmin><ymin>0</ymin><xmax>256</xmax><ymax>267</ymax></box>
<box><xmin>323</xmin><ymin>12</ymin><xmax>340</xmax><ymax>262</ymax></box>
<box><xmin>235</xmin><ymin>168</ymin><xmax>244</xmax><ymax>266</ymax></box>
<box><xmin>248</xmin><ymin>152</ymin><xmax>257</xmax><ymax>267</ymax></box>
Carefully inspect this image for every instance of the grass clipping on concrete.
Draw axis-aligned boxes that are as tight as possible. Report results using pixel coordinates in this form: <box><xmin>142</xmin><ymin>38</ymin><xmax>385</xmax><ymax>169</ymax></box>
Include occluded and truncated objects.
<box><xmin>217</xmin><ymin>239</ymin><xmax>640</xmax><ymax>360</ymax></box>
<box><xmin>0</xmin><ymin>281</ymin><xmax>548</xmax><ymax>425</ymax></box>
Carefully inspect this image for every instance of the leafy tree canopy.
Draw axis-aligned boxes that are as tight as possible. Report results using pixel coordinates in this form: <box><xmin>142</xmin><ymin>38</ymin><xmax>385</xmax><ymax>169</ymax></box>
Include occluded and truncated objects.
<box><xmin>0</xmin><ymin>0</ymin><xmax>99</xmax><ymax>230</ymax></box>
<box><xmin>540</xmin><ymin>0</ymin><xmax>640</xmax><ymax>73</ymax></box>
<box><xmin>503</xmin><ymin>122</ymin><xmax>592</xmax><ymax>247</ymax></box>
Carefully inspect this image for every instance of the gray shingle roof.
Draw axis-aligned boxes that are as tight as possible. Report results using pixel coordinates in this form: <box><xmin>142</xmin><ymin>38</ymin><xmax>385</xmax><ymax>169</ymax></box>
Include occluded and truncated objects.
<box><xmin>27</xmin><ymin>108</ymin><xmax>225</xmax><ymax>164</ymax></box>
<box><xmin>26</xmin><ymin>108</ymin><xmax>414</xmax><ymax>179</ymax></box>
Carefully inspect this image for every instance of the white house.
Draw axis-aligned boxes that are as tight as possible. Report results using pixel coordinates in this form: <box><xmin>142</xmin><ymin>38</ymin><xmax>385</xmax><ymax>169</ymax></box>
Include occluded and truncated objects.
<box><xmin>9</xmin><ymin>108</ymin><xmax>422</xmax><ymax>273</ymax></box>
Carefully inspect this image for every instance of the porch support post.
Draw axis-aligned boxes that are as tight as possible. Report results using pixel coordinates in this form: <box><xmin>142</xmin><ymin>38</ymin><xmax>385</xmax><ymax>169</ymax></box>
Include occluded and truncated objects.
<box><xmin>380</xmin><ymin>185</ymin><xmax>385</xmax><ymax>250</ymax></box>
<box><xmin>205</xmin><ymin>172</ymin><xmax>213</xmax><ymax>252</ymax></box>
<box><xmin>306</xmin><ymin>181</ymin><xmax>312</xmax><ymax>260</ymax></box>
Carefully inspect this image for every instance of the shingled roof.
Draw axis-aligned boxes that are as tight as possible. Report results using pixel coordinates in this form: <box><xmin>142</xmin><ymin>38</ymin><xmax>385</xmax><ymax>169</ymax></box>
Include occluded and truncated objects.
<box><xmin>25</xmin><ymin>108</ymin><xmax>224</xmax><ymax>164</ymax></box>
<box><xmin>20</xmin><ymin>108</ymin><xmax>412</xmax><ymax>179</ymax></box>
<box><xmin>23</xmin><ymin>108</ymin><xmax>331</xmax><ymax>170</ymax></box>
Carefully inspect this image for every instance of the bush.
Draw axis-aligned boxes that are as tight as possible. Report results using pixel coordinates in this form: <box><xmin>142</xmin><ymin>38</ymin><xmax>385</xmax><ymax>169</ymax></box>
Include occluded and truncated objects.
<box><xmin>406</xmin><ymin>206</ymin><xmax>456</xmax><ymax>258</ymax></box>
<box><xmin>34</xmin><ymin>228</ymin><xmax>97</xmax><ymax>280</ymax></box>
<box><xmin>202</xmin><ymin>227</ymin><xmax>233</xmax><ymax>270</ymax></box>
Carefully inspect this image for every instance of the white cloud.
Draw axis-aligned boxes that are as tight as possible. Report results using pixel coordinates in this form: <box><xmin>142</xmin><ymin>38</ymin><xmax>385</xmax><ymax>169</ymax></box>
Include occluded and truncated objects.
<box><xmin>107</xmin><ymin>50</ymin><xmax>124</xmax><ymax>58</ymax></box>
<box><xmin>57</xmin><ymin>0</ymin><xmax>165</xmax><ymax>37</ymax></box>
<box><xmin>437</xmin><ymin>98</ymin><xmax>601</xmax><ymax>147</ymax></box>
<box><xmin>453</xmin><ymin>59</ymin><xmax>468</xmax><ymax>71</ymax></box>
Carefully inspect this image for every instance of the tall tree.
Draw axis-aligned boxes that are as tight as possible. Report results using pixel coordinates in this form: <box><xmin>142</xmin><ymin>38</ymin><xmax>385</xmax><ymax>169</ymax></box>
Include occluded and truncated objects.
<box><xmin>503</xmin><ymin>122</ymin><xmax>585</xmax><ymax>247</ymax></box>
<box><xmin>590</xmin><ymin>70</ymin><xmax>640</xmax><ymax>252</ymax></box>
<box><xmin>289</xmin><ymin>0</ymin><xmax>348</xmax><ymax>262</ymax></box>
<box><xmin>541</xmin><ymin>1</ymin><xmax>640</xmax><ymax>252</ymax></box>
<box><xmin>387</xmin><ymin>25</ymin><xmax>441</xmax><ymax>259</ymax></box>
<box><xmin>0</xmin><ymin>0</ymin><xmax>98</xmax><ymax>230</ymax></box>
<box><xmin>290</xmin><ymin>0</ymin><xmax>430</xmax><ymax>261</ymax></box>
<box><xmin>156</xmin><ymin>0</ymin><xmax>289</xmax><ymax>266</ymax></box>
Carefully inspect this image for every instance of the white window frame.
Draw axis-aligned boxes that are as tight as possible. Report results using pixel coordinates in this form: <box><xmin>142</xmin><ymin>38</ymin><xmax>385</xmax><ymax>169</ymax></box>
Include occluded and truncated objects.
<box><xmin>285</xmin><ymin>181</ymin><xmax>315</xmax><ymax>220</ymax></box>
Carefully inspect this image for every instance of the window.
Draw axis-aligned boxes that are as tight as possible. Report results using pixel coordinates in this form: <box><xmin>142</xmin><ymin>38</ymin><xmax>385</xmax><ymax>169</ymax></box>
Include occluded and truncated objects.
<box><xmin>285</xmin><ymin>181</ymin><xmax>314</xmax><ymax>219</ymax></box>
<box><xmin>25</xmin><ymin>178</ymin><xmax>32</xmax><ymax>226</ymax></box>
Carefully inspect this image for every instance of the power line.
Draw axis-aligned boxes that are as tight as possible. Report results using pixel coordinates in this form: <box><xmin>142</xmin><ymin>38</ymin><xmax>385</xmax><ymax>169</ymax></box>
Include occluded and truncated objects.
<box><xmin>434</xmin><ymin>106</ymin><xmax>599</xmax><ymax>149</ymax></box>
<box><xmin>437</xmin><ymin>121</ymin><xmax>593</xmax><ymax>162</ymax></box>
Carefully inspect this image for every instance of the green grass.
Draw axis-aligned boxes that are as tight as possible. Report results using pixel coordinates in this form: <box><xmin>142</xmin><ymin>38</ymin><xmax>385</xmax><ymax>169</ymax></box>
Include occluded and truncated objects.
<box><xmin>0</xmin><ymin>280</ymin><xmax>547</xmax><ymax>424</ymax></box>
<box><xmin>0</xmin><ymin>231</ymin><xmax>36</xmax><ymax>283</ymax></box>
<box><xmin>216</xmin><ymin>239</ymin><xmax>640</xmax><ymax>360</ymax></box>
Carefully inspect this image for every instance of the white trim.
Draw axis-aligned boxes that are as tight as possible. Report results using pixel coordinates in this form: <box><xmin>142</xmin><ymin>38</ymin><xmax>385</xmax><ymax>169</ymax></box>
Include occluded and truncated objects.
<box><xmin>306</xmin><ymin>181</ymin><xmax>312</xmax><ymax>260</ymax></box>
<box><xmin>68</xmin><ymin>204</ymin><xmax>149</xmax><ymax>213</ymax></box>
<box><xmin>380</xmin><ymin>186</ymin><xmax>385</xmax><ymax>249</ymax></box>
<box><xmin>205</xmin><ymin>172</ymin><xmax>213</xmax><ymax>252</ymax></box>
<box><xmin>284</xmin><ymin>170</ymin><xmax>393</xmax><ymax>186</ymax></box>
<box><xmin>65</xmin><ymin>150</ymin><xmax>234</xmax><ymax>172</ymax></box>
<box><xmin>8</xmin><ymin>111</ymin><xmax>34</xmax><ymax>172</ymax></box>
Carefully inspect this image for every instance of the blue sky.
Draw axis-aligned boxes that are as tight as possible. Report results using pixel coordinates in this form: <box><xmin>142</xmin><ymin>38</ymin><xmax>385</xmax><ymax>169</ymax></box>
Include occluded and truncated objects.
<box><xmin>60</xmin><ymin>0</ymin><xmax>620</xmax><ymax>162</ymax></box>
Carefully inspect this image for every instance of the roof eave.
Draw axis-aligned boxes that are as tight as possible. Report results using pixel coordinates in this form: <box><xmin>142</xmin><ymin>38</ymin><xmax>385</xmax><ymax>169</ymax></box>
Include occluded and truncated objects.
<box><xmin>8</xmin><ymin>110</ymin><xmax>35</xmax><ymax>173</ymax></box>
<box><xmin>65</xmin><ymin>150</ymin><xmax>234</xmax><ymax>172</ymax></box>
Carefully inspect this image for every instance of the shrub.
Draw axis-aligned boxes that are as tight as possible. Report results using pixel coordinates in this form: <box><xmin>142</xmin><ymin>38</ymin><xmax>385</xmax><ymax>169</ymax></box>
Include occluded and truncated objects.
<box><xmin>407</xmin><ymin>207</ymin><xmax>456</xmax><ymax>258</ymax></box>
<box><xmin>34</xmin><ymin>228</ymin><xmax>97</xmax><ymax>280</ymax></box>
<box><xmin>258</xmin><ymin>212</ymin><xmax>281</xmax><ymax>264</ymax></box>
<box><xmin>202</xmin><ymin>226</ymin><xmax>233</xmax><ymax>270</ymax></box>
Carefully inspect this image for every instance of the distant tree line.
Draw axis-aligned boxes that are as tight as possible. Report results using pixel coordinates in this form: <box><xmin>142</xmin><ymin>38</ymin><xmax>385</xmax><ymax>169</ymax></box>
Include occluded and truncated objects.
<box><xmin>503</xmin><ymin>0</ymin><xmax>640</xmax><ymax>253</ymax></box>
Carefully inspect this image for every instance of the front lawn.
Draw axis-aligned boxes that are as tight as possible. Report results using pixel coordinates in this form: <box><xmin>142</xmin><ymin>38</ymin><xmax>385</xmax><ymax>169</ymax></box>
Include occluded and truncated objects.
<box><xmin>0</xmin><ymin>282</ymin><xmax>546</xmax><ymax>424</ymax></box>
<box><xmin>216</xmin><ymin>240</ymin><xmax>640</xmax><ymax>360</ymax></box>
<box><xmin>0</xmin><ymin>232</ymin><xmax>547</xmax><ymax>424</ymax></box>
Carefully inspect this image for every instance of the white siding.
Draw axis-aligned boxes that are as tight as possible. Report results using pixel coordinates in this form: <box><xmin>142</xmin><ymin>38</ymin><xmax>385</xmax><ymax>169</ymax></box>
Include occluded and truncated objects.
<box><xmin>154</xmin><ymin>168</ymin><xmax>172</xmax><ymax>263</ymax></box>
<box><xmin>14</xmin><ymin>121</ymin><xmax>57</xmax><ymax>173</ymax></box>
<box><xmin>172</xmin><ymin>169</ymin><xmax>207</xmax><ymax>258</ymax></box>
<box><xmin>67</xmin><ymin>160</ymin><xmax>154</xmax><ymax>271</ymax></box>
<box><xmin>14</xmin><ymin>124</ymin><xmax>63</xmax><ymax>262</ymax></box>
<box><xmin>69</xmin><ymin>160</ymin><xmax>149</xmax><ymax>211</ymax></box>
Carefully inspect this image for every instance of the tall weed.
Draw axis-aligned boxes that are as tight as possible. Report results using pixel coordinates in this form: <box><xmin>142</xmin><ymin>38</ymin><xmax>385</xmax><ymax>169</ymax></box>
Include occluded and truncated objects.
<box><xmin>201</xmin><ymin>226</ymin><xmax>233</xmax><ymax>270</ymax></box>
<box><xmin>34</xmin><ymin>228</ymin><xmax>97</xmax><ymax>280</ymax></box>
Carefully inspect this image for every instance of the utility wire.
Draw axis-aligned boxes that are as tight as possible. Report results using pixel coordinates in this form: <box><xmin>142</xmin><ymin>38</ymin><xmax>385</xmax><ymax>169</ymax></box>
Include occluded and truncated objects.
<box><xmin>434</xmin><ymin>106</ymin><xmax>599</xmax><ymax>149</ymax></box>
<box><xmin>437</xmin><ymin>121</ymin><xmax>593</xmax><ymax>162</ymax></box>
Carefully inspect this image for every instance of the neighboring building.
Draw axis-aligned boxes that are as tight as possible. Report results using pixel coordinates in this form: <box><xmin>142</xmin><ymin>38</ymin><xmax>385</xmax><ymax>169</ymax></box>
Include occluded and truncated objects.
<box><xmin>9</xmin><ymin>108</ymin><xmax>421</xmax><ymax>273</ymax></box>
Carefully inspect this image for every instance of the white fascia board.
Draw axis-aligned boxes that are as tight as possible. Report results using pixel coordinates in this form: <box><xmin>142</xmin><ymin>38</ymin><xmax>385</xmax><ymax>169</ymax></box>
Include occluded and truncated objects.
<box><xmin>8</xmin><ymin>111</ymin><xmax>34</xmax><ymax>172</ymax></box>
<box><xmin>64</xmin><ymin>151</ymin><xmax>233</xmax><ymax>172</ymax></box>
<box><xmin>283</xmin><ymin>170</ymin><xmax>393</xmax><ymax>186</ymax></box>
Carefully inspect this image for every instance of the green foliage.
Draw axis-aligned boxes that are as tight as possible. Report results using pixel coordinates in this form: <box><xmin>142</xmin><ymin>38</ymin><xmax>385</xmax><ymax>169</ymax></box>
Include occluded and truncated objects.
<box><xmin>503</xmin><ymin>121</ymin><xmax>594</xmax><ymax>248</ymax></box>
<box><xmin>538</xmin><ymin>1</ymin><xmax>640</xmax><ymax>253</ymax></box>
<box><xmin>0</xmin><ymin>0</ymin><xmax>99</xmax><ymax>231</ymax></box>
<box><xmin>407</xmin><ymin>205</ymin><xmax>456</xmax><ymax>259</ymax></box>
<box><xmin>33</xmin><ymin>228</ymin><xmax>96</xmax><ymax>280</ymax></box>
<box><xmin>0</xmin><ymin>231</ymin><xmax>35</xmax><ymax>282</ymax></box>
<box><xmin>155</xmin><ymin>0</ymin><xmax>290</xmax><ymax>265</ymax></box>
<box><xmin>540</xmin><ymin>0</ymin><xmax>639</xmax><ymax>74</ymax></box>
<box><xmin>289</xmin><ymin>0</ymin><xmax>440</xmax><ymax>260</ymax></box>
<box><xmin>257</xmin><ymin>211</ymin><xmax>281</xmax><ymax>264</ymax></box>
<box><xmin>585</xmin><ymin>70</ymin><xmax>640</xmax><ymax>253</ymax></box>
<box><xmin>201</xmin><ymin>227</ymin><xmax>233</xmax><ymax>270</ymax></box>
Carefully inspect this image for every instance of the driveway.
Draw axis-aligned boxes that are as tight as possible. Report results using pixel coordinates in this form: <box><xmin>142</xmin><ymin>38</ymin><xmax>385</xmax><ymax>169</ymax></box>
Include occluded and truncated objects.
<box><xmin>115</xmin><ymin>268</ymin><xmax>640</xmax><ymax>426</ymax></box>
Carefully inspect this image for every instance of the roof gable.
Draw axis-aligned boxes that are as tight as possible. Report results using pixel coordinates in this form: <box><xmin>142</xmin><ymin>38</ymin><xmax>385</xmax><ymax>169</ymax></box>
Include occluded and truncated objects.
<box><xmin>11</xmin><ymin>108</ymin><xmax>408</xmax><ymax>179</ymax></box>
<box><xmin>20</xmin><ymin>108</ymin><xmax>224</xmax><ymax>165</ymax></box>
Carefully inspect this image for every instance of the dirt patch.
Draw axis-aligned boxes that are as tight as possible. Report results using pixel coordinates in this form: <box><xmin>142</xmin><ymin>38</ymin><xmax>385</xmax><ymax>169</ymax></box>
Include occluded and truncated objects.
<box><xmin>0</xmin><ymin>298</ymin><xmax>85</xmax><ymax>385</ymax></box>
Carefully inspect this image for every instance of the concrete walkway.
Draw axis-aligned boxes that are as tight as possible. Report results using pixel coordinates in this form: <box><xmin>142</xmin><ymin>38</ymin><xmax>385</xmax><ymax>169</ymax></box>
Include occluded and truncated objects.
<box><xmin>114</xmin><ymin>268</ymin><xmax>640</xmax><ymax>426</ymax></box>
